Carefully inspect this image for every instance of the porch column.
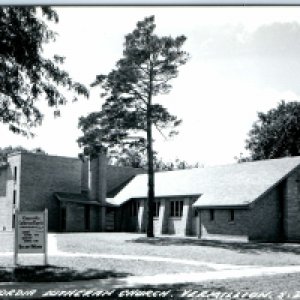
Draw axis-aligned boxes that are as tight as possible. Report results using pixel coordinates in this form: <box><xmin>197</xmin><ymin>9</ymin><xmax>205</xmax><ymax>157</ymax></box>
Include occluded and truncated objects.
<box><xmin>156</xmin><ymin>199</ymin><xmax>164</xmax><ymax>234</ymax></box>
<box><xmin>183</xmin><ymin>197</ymin><xmax>192</xmax><ymax>236</ymax></box>
<box><xmin>138</xmin><ymin>200</ymin><xmax>145</xmax><ymax>232</ymax></box>
<box><xmin>161</xmin><ymin>199</ymin><xmax>170</xmax><ymax>234</ymax></box>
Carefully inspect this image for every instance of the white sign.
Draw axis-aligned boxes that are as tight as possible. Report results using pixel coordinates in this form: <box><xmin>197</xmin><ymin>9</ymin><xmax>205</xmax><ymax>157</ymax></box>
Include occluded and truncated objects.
<box><xmin>14</xmin><ymin>210</ymin><xmax>48</xmax><ymax>265</ymax></box>
<box><xmin>17</xmin><ymin>212</ymin><xmax>45</xmax><ymax>253</ymax></box>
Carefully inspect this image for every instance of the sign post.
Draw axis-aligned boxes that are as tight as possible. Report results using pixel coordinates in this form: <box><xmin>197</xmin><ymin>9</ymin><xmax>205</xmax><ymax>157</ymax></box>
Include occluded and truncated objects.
<box><xmin>14</xmin><ymin>209</ymin><xmax>48</xmax><ymax>266</ymax></box>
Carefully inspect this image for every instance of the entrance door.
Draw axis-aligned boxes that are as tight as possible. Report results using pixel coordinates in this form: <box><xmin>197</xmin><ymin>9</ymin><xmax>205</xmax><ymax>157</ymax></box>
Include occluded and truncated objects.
<box><xmin>84</xmin><ymin>205</ymin><xmax>90</xmax><ymax>231</ymax></box>
<box><xmin>61</xmin><ymin>207</ymin><xmax>67</xmax><ymax>232</ymax></box>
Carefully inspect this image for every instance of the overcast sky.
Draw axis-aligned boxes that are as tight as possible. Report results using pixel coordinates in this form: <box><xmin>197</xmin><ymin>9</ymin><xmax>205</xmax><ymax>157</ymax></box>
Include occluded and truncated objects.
<box><xmin>2</xmin><ymin>6</ymin><xmax>300</xmax><ymax>166</ymax></box>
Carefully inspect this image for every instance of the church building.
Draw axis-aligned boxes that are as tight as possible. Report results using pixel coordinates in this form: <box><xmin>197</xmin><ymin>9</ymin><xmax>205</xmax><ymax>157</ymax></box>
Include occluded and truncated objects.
<box><xmin>1</xmin><ymin>151</ymin><xmax>300</xmax><ymax>242</ymax></box>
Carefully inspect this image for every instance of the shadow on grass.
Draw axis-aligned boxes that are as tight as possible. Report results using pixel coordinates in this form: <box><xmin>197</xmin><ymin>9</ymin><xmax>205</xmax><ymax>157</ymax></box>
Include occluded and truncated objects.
<box><xmin>0</xmin><ymin>265</ymin><xmax>130</xmax><ymax>282</ymax></box>
<box><xmin>129</xmin><ymin>237</ymin><xmax>300</xmax><ymax>254</ymax></box>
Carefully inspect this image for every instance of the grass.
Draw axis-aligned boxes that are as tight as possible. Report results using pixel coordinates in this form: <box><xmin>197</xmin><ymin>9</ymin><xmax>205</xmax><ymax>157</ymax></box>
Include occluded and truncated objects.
<box><xmin>1</xmin><ymin>231</ymin><xmax>300</xmax><ymax>298</ymax></box>
<box><xmin>57</xmin><ymin>232</ymin><xmax>300</xmax><ymax>267</ymax></box>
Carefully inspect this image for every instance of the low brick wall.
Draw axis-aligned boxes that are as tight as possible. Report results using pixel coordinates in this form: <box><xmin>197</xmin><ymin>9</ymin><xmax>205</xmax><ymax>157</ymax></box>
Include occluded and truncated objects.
<box><xmin>200</xmin><ymin>208</ymin><xmax>249</xmax><ymax>241</ymax></box>
<box><xmin>284</xmin><ymin>168</ymin><xmax>300</xmax><ymax>241</ymax></box>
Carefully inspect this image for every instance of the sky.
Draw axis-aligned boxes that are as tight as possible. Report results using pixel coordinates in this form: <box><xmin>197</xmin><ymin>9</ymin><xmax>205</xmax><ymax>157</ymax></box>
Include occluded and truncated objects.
<box><xmin>2</xmin><ymin>6</ymin><xmax>300</xmax><ymax>166</ymax></box>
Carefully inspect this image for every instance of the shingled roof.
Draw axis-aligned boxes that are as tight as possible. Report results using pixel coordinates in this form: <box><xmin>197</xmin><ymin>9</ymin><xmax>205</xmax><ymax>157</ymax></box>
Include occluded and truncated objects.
<box><xmin>107</xmin><ymin>156</ymin><xmax>300</xmax><ymax>208</ymax></box>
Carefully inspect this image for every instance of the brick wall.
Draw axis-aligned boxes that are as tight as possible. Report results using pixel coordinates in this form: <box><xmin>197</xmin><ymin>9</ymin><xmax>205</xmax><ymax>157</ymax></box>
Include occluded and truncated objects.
<box><xmin>284</xmin><ymin>167</ymin><xmax>300</xmax><ymax>241</ymax></box>
<box><xmin>59</xmin><ymin>202</ymin><xmax>100</xmax><ymax>232</ymax></box>
<box><xmin>199</xmin><ymin>183</ymin><xmax>284</xmax><ymax>242</ymax></box>
<box><xmin>65</xmin><ymin>202</ymin><xmax>85</xmax><ymax>232</ymax></box>
<box><xmin>200</xmin><ymin>208</ymin><xmax>249</xmax><ymax>241</ymax></box>
<box><xmin>114</xmin><ymin>207</ymin><xmax>123</xmax><ymax>232</ymax></box>
<box><xmin>248</xmin><ymin>186</ymin><xmax>281</xmax><ymax>241</ymax></box>
<box><xmin>119</xmin><ymin>200</ymin><xmax>139</xmax><ymax>232</ymax></box>
<box><xmin>90</xmin><ymin>206</ymin><xmax>100</xmax><ymax>231</ymax></box>
<box><xmin>18</xmin><ymin>153</ymin><xmax>81</xmax><ymax>232</ymax></box>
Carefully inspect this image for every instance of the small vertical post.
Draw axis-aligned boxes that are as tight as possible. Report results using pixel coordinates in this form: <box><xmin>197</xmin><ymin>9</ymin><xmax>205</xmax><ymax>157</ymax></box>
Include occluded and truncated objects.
<box><xmin>198</xmin><ymin>209</ymin><xmax>202</xmax><ymax>239</ymax></box>
<box><xmin>44</xmin><ymin>209</ymin><xmax>48</xmax><ymax>266</ymax></box>
<box><xmin>14</xmin><ymin>210</ymin><xmax>18</xmax><ymax>266</ymax></box>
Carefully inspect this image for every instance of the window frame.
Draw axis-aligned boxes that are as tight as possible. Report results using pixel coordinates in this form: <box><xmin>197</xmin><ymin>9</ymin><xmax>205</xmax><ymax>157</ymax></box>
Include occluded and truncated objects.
<box><xmin>229</xmin><ymin>209</ymin><xmax>235</xmax><ymax>223</ymax></box>
<box><xmin>14</xmin><ymin>166</ymin><xmax>17</xmax><ymax>182</ymax></box>
<box><xmin>13</xmin><ymin>190</ymin><xmax>16</xmax><ymax>205</ymax></box>
<box><xmin>170</xmin><ymin>200</ymin><xmax>183</xmax><ymax>218</ymax></box>
<box><xmin>12</xmin><ymin>214</ymin><xmax>15</xmax><ymax>229</ymax></box>
<box><xmin>209</xmin><ymin>209</ymin><xmax>215</xmax><ymax>221</ymax></box>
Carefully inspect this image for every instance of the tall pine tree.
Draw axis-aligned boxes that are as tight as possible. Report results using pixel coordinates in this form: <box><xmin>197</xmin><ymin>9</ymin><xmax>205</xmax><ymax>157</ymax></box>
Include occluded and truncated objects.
<box><xmin>78</xmin><ymin>16</ymin><xmax>189</xmax><ymax>237</ymax></box>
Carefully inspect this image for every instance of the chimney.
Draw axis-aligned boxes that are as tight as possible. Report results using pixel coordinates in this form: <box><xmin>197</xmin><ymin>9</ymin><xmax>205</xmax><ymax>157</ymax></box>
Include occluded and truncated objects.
<box><xmin>81</xmin><ymin>157</ymin><xmax>89</xmax><ymax>194</ymax></box>
<box><xmin>88</xmin><ymin>153</ymin><xmax>107</xmax><ymax>231</ymax></box>
<box><xmin>88</xmin><ymin>153</ymin><xmax>107</xmax><ymax>204</ymax></box>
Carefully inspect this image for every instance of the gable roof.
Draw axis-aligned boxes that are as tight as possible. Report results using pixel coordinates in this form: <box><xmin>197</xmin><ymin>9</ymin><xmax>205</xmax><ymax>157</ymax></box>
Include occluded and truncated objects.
<box><xmin>106</xmin><ymin>156</ymin><xmax>300</xmax><ymax>208</ymax></box>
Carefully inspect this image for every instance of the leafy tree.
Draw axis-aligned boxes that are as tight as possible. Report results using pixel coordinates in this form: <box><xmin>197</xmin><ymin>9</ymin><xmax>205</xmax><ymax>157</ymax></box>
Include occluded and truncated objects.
<box><xmin>0</xmin><ymin>7</ymin><xmax>88</xmax><ymax>136</ymax></box>
<box><xmin>105</xmin><ymin>148</ymin><xmax>202</xmax><ymax>171</ymax></box>
<box><xmin>0</xmin><ymin>146</ymin><xmax>46</xmax><ymax>162</ymax></box>
<box><xmin>78</xmin><ymin>15</ymin><xmax>189</xmax><ymax>237</ymax></box>
<box><xmin>246</xmin><ymin>101</ymin><xmax>300</xmax><ymax>160</ymax></box>
<box><xmin>154</xmin><ymin>158</ymin><xmax>203</xmax><ymax>170</ymax></box>
<box><xmin>234</xmin><ymin>153</ymin><xmax>252</xmax><ymax>163</ymax></box>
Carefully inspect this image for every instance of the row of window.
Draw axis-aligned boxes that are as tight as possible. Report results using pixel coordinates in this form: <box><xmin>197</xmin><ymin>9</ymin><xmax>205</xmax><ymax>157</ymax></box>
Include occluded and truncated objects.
<box><xmin>130</xmin><ymin>200</ymin><xmax>184</xmax><ymax>218</ymax></box>
<box><xmin>130</xmin><ymin>201</ymin><xmax>236</xmax><ymax>222</ymax></box>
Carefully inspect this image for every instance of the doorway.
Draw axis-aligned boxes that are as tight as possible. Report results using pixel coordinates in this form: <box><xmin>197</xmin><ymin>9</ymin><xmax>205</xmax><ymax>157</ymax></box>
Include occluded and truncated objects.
<box><xmin>84</xmin><ymin>205</ymin><xmax>90</xmax><ymax>231</ymax></box>
<box><xmin>61</xmin><ymin>207</ymin><xmax>67</xmax><ymax>232</ymax></box>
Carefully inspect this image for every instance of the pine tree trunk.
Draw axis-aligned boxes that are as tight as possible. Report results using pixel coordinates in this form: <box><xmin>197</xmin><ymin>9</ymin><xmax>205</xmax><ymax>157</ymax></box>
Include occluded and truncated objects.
<box><xmin>146</xmin><ymin>111</ymin><xmax>154</xmax><ymax>238</ymax></box>
<box><xmin>146</xmin><ymin>60</ymin><xmax>155</xmax><ymax>238</ymax></box>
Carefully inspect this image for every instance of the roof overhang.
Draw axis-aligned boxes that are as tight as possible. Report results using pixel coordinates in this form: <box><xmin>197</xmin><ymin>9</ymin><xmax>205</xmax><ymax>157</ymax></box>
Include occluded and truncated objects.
<box><xmin>107</xmin><ymin>194</ymin><xmax>201</xmax><ymax>207</ymax></box>
<box><xmin>193</xmin><ymin>204</ymin><xmax>250</xmax><ymax>209</ymax></box>
<box><xmin>54</xmin><ymin>193</ymin><xmax>118</xmax><ymax>207</ymax></box>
